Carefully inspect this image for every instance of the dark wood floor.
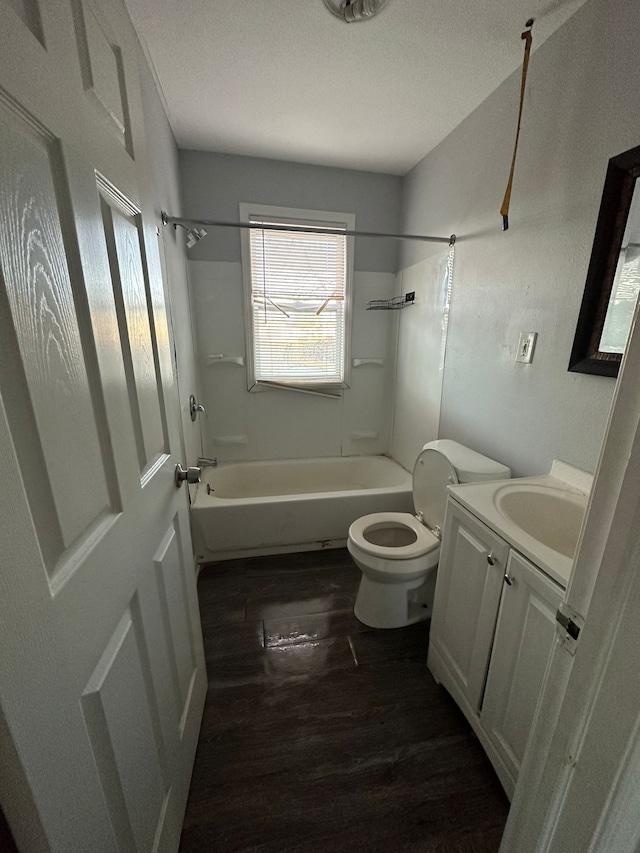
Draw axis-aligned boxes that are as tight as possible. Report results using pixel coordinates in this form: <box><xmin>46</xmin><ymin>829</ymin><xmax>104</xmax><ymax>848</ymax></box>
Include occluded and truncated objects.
<box><xmin>180</xmin><ymin>548</ymin><xmax>509</xmax><ymax>852</ymax></box>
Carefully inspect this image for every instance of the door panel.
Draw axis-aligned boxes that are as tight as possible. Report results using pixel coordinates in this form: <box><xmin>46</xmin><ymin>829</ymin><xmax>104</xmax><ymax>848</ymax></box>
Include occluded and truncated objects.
<box><xmin>0</xmin><ymin>103</ymin><xmax>116</xmax><ymax>566</ymax></box>
<box><xmin>0</xmin><ymin>1</ymin><xmax>206</xmax><ymax>850</ymax></box>
<box><xmin>153</xmin><ymin>519</ymin><xmax>198</xmax><ymax>717</ymax></box>
<box><xmin>72</xmin><ymin>0</ymin><xmax>133</xmax><ymax>155</ymax></box>
<box><xmin>81</xmin><ymin>604</ymin><xmax>167</xmax><ymax>852</ymax></box>
<box><xmin>99</xmin><ymin>184</ymin><xmax>168</xmax><ymax>476</ymax></box>
<box><xmin>5</xmin><ymin>0</ymin><xmax>45</xmax><ymax>45</ymax></box>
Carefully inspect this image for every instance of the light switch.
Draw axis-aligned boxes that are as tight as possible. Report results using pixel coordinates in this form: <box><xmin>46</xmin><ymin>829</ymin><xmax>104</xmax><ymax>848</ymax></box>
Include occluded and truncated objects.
<box><xmin>516</xmin><ymin>332</ymin><xmax>537</xmax><ymax>363</ymax></box>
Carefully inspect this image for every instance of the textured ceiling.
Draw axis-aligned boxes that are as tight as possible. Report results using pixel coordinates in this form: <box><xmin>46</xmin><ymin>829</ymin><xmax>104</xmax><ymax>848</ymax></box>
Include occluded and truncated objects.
<box><xmin>126</xmin><ymin>0</ymin><xmax>587</xmax><ymax>175</ymax></box>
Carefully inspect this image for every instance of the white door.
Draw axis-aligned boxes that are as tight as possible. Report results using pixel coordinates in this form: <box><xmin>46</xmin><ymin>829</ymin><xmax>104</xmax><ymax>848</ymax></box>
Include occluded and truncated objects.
<box><xmin>500</xmin><ymin>322</ymin><xmax>640</xmax><ymax>850</ymax></box>
<box><xmin>0</xmin><ymin>2</ymin><xmax>206</xmax><ymax>851</ymax></box>
<box><xmin>428</xmin><ymin>499</ymin><xmax>509</xmax><ymax>712</ymax></box>
<box><xmin>481</xmin><ymin>551</ymin><xmax>563</xmax><ymax>796</ymax></box>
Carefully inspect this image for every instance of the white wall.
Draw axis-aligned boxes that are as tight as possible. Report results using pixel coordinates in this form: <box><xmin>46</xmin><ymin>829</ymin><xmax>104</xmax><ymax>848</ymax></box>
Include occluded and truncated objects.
<box><xmin>180</xmin><ymin>152</ymin><xmax>403</xmax><ymax>461</ymax></box>
<box><xmin>397</xmin><ymin>0</ymin><xmax>640</xmax><ymax>478</ymax></box>
<box><xmin>391</xmin><ymin>249</ymin><xmax>453</xmax><ymax>470</ymax></box>
<box><xmin>190</xmin><ymin>262</ymin><xmax>398</xmax><ymax>460</ymax></box>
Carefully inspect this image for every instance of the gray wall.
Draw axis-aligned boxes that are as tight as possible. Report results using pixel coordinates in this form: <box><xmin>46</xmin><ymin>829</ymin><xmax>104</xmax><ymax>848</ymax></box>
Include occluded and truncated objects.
<box><xmin>398</xmin><ymin>0</ymin><xmax>640</xmax><ymax>477</ymax></box>
<box><xmin>179</xmin><ymin>151</ymin><xmax>403</xmax><ymax>272</ymax></box>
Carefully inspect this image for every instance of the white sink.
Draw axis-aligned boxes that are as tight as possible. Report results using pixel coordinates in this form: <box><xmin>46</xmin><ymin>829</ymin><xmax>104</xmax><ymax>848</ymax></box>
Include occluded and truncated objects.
<box><xmin>447</xmin><ymin>461</ymin><xmax>593</xmax><ymax>588</ymax></box>
<box><xmin>494</xmin><ymin>484</ymin><xmax>588</xmax><ymax>560</ymax></box>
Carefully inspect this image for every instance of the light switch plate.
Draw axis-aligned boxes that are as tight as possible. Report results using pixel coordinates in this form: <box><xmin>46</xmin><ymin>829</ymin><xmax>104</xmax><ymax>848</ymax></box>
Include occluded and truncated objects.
<box><xmin>516</xmin><ymin>332</ymin><xmax>537</xmax><ymax>363</ymax></box>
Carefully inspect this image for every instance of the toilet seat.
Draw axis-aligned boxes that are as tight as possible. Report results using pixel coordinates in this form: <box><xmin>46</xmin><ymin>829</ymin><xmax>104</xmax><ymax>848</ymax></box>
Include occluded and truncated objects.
<box><xmin>349</xmin><ymin>511</ymin><xmax>440</xmax><ymax>561</ymax></box>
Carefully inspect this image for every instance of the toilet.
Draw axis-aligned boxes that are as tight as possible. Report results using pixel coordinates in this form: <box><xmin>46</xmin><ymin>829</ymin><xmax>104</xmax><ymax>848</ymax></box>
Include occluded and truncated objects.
<box><xmin>348</xmin><ymin>439</ymin><xmax>511</xmax><ymax>629</ymax></box>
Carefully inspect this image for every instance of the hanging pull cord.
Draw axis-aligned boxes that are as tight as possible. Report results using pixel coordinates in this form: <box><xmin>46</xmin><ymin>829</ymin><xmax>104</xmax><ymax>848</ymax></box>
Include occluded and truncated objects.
<box><xmin>500</xmin><ymin>21</ymin><xmax>534</xmax><ymax>231</ymax></box>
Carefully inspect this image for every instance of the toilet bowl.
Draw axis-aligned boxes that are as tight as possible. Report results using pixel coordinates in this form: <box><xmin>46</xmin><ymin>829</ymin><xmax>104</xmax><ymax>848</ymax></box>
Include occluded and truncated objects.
<box><xmin>348</xmin><ymin>440</ymin><xmax>511</xmax><ymax>629</ymax></box>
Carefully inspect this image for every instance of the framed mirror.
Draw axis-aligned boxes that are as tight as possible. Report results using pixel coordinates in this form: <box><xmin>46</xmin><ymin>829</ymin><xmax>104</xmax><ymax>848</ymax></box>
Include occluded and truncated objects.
<box><xmin>569</xmin><ymin>144</ymin><xmax>640</xmax><ymax>377</ymax></box>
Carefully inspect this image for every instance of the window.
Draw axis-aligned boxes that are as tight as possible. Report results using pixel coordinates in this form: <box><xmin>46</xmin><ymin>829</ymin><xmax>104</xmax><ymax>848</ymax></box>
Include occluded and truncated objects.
<box><xmin>240</xmin><ymin>203</ymin><xmax>355</xmax><ymax>394</ymax></box>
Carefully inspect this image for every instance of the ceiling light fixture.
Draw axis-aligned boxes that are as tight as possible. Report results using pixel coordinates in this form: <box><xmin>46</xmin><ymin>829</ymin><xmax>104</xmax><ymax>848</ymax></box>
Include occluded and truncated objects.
<box><xmin>323</xmin><ymin>0</ymin><xmax>389</xmax><ymax>23</ymax></box>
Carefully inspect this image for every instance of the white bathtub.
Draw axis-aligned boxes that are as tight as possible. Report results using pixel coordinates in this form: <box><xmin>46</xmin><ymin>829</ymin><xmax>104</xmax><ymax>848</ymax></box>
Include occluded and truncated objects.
<box><xmin>191</xmin><ymin>455</ymin><xmax>413</xmax><ymax>562</ymax></box>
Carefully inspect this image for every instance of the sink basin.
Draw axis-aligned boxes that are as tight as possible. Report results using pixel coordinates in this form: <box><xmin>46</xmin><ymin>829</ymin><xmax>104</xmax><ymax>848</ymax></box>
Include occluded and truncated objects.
<box><xmin>494</xmin><ymin>484</ymin><xmax>588</xmax><ymax>559</ymax></box>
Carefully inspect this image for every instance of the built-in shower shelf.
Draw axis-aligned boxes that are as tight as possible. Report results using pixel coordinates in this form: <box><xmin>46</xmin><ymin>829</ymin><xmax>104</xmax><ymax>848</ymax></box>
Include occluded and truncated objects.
<box><xmin>207</xmin><ymin>354</ymin><xmax>245</xmax><ymax>366</ymax></box>
<box><xmin>366</xmin><ymin>292</ymin><xmax>415</xmax><ymax>310</ymax></box>
<box><xmin>213</xmin><ymin>435</ymin><xmax>248</xmax><ymax>444</ymax></box>
<box><xmin>352</xmin><ymin>358</ymin><xmax>384</xmax><ymax>368</ymax></box>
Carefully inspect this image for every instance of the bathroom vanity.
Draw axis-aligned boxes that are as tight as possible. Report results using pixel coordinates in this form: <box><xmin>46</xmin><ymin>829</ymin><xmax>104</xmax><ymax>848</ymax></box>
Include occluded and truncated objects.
<box><xmin>427</xmin><ymin>462</ymin><xmax>592</xmax><ymax>799</ymax></box>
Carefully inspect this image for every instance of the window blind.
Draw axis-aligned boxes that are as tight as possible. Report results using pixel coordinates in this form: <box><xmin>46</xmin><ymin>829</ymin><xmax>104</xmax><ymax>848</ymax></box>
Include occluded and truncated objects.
<box><xmin>248</xmin><ymin>217</ymin><xmax>348</xmax><ymax>385</ymax></box>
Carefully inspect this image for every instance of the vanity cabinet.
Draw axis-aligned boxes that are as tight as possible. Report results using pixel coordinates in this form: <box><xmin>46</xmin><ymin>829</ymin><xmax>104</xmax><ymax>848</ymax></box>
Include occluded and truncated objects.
<box><xmin>428</xmin><ymin>497</ymin><xmax>564</xmax><ymax>798</ymax></box>
<box><xmin>428</xmin><ymin>500</ymin><xmax>509</xmax><ymax>712</ymax></box>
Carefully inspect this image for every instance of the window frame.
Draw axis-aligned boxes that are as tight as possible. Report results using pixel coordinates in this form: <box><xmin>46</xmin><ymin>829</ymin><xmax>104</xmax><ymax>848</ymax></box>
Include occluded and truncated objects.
<box><xmin>239</xmin><ymin>202</ymin><xmax>356</xmax><ymax>395</ymax></box>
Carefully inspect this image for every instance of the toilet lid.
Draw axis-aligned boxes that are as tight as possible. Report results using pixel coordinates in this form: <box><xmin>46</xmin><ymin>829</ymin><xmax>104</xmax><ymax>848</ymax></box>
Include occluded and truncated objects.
<box><xmin>413</xmin><ymin>449</ymin><xmax>459</xmax><ymax>531</ymax></box>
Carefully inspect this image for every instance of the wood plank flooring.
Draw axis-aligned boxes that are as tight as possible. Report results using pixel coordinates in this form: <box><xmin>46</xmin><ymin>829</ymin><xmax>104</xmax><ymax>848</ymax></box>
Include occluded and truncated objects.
<box><xmin>180</xmin><ymin>549</ymin><xmax>509</xmax><ymax>852</ymax></box>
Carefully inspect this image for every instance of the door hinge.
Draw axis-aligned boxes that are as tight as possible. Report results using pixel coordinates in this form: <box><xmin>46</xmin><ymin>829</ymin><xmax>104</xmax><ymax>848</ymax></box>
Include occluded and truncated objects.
<box><xmin>555</xmin><ymin>601</ymin><xmax>584</xmax><ymax>655</ymax></box>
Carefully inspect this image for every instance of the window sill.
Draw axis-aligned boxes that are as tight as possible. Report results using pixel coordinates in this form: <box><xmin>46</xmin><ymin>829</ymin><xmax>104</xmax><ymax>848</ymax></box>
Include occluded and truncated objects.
<box><xmin>250</xmin><ymin>380</ymin><xmax>348</xmax><ymax>399</ymax></box>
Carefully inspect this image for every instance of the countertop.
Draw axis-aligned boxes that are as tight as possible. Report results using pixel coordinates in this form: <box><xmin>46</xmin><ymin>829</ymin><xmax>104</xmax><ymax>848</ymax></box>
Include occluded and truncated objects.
<box><xmin>447</xmin><ymin>461</ymin><xmax>593</xmax><ymax>589</ymax></box>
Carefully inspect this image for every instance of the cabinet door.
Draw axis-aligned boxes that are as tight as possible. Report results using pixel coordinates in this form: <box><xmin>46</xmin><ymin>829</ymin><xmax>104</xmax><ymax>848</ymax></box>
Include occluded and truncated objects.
<box><xmin>428</xmin><ymin>499</ymin><xmax>509</xmax><ymax>712</ymax></box>
<box><xmin>481</xmin><ymin>550</ymin><xmax>563</xmax><ymax>791</ymax></box>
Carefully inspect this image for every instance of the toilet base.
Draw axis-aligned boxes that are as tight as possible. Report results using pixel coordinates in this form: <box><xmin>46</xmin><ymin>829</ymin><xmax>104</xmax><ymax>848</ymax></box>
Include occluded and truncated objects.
<box><xmin>354</xmin><ymin>570</ymin><xmax>436</xmax><ymax>629</ymax></box>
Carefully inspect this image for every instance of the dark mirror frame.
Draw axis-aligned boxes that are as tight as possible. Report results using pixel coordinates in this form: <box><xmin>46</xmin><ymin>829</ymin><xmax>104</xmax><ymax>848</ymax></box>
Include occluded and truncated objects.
<box><xmin>569</xmin><ymin>144</ymin><xmax>640</xmax><ymax>377</ymax></box>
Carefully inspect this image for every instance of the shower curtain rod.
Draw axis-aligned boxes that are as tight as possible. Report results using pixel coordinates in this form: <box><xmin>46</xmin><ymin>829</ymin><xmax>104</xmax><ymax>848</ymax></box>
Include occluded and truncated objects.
<box><xmin>161</xmin><ymin>213</ymin><xmax>456</xmax><ymax>245</ymax></box>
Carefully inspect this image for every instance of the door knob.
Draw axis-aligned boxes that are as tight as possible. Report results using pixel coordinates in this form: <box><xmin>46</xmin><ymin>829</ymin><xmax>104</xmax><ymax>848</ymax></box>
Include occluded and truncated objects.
<box><xmin>503</xmin><ymin>573</ymin><xmax>514</xmax><ymax>586</ymax></box>
<box><xmin>174</xmin><ymin>463</ymin><xmax>201</xmax><ymax>488</ymax></box>
<box><xmin>487</xmin><ymin>551</ymin><xmax>497</xmax><ymax>566</ymax></box>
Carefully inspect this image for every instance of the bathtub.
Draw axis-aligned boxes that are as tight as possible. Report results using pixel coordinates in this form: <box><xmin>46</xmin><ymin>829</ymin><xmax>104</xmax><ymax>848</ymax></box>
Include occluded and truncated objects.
<box><xmin>191</xmin><ymin>455</ymin><xmax>413</xmax><ymax>562</ymax></box>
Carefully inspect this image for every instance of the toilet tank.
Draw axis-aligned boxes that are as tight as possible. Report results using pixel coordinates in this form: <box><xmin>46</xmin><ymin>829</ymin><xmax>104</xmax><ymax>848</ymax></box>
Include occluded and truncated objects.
<box><xmin>422</xmin><ymin>440</ymin><xmax>511</xmax><ymax>483</ymax></box>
